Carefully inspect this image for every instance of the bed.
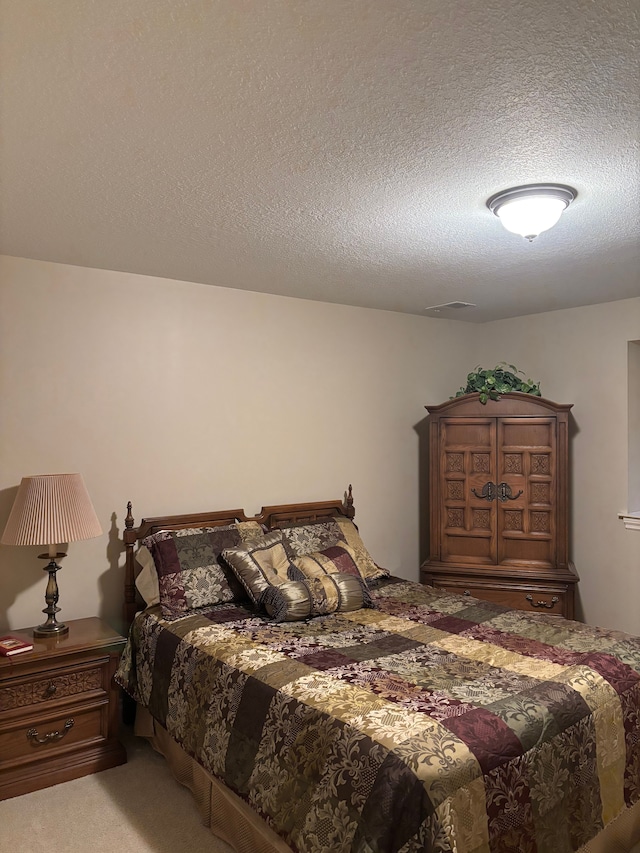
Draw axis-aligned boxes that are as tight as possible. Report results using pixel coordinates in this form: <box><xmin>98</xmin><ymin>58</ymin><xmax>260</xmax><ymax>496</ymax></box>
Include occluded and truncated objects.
<box><xmin>116</xmin><ymin>487</ymin><xmax>640</xmax><ymax>853</ymax></box>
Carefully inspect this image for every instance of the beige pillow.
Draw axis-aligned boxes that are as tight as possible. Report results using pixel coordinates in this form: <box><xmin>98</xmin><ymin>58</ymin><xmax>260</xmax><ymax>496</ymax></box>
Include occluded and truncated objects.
<box><xmin>333</xmin><ymin>518</ymin><xmax>390</xmax><ymax>585</ymax></box>
<box><xmin>134</xmin><ymin>545</ymin><xmax>160</xmax><ymax>606</ymax></box>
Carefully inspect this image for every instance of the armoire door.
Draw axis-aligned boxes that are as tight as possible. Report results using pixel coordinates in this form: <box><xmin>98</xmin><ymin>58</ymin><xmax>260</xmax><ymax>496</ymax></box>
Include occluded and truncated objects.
<box><xmin>496</xmin><ymin>417</ymin><xmax>556</xmax><ymax>568</ymax></box>
<box><xmin>439</xmin><ymin>417</ymin><xmax>497</xmax><ymax>565</ymax></box>
<box><xmin>438</xmin><ymin>415</ymin><xmax>558</xmax><ymax>568</ymax></box>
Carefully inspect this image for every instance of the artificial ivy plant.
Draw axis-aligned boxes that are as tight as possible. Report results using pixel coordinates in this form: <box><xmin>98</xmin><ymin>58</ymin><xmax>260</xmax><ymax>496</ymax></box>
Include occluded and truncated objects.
<box><xmin>453</xmin><ymin>363</ymin><xmax>542</xmax><ymax>404</ymax></box>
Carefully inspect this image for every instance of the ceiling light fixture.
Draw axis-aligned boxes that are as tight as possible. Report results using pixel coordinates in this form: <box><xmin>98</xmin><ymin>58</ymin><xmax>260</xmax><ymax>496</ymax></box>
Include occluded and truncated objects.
<box><xmin>487</xmin><ymin>184</ymin><xmax>577</xmax><ymax>242</ymax></box>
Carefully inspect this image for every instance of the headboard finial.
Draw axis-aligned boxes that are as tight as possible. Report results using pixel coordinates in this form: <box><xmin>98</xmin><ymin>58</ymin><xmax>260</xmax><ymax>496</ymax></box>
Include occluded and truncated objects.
<box><xmin>125</xmin><ymin>501</ymin><xmax>134</xmax><ymax>530</ymax></box>
<box><xmin>345</xmin><ymin>484</ymin><xmax>354</xmax><ymax>518</ymax></box>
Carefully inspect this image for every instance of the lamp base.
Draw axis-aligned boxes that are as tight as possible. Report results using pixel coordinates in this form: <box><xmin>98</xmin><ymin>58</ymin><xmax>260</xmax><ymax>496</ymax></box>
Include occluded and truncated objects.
<box><xmin>33</xmin><ymin>621</ymin><xmax>69</xmax><ymax>639</ymax></box>
<box><xmin>34</xmin><ymin>555</ymin><xmax>69</xmax><ymax>640</ymax></box>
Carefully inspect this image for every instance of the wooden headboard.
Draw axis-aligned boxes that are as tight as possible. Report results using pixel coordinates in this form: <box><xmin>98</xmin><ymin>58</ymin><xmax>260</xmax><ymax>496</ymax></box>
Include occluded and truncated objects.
<box><xmin>122</xmin><ymin>485</ymin><xmax>355</xmax><ymax>627</ymax></box>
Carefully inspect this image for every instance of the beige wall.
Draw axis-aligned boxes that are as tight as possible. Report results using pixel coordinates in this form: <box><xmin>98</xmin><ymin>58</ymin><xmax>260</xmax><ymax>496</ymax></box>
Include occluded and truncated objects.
<box><xmin>0</xmin><ymin>255</ymin><xmax>468</xmax><ymax>634</ymax></box>
<box><xmin>1</xmin><ymin>255</ymin><xmax>638</xmax><ymax>637</ymax></box>
<box><xmin>628</xmin><ymin>341</ymin><xmax>640</xmax><ymax>513</ymax></box>
<box><xmin>476</xmin><ymin>298</ymin><xmax>640</xmax><ymax>634</ymax></box>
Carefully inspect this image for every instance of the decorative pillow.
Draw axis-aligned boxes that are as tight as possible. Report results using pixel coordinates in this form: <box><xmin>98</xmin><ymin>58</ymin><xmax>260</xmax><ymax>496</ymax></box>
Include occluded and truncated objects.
<box><xmin>304</xmin><ymin>572</ymin><xmax>364</xmax><ymax>614</ymax></box>
<box><xmin>261</xmin><ymin>580</ymin><xmax>311</xmax><ymax>622</ymax></box>
<box><xmin>275</xmin><ymin>517</ymin><xmax>390</xmax><ymax>586</ymax></box>
<box><xmin>333</xmin><ymin>518</ymin><xmax>390</xmax><ymax>585</ymax></box>
<box><xmin>275</xmin><ymin>519</ymin><xmax>346</xmax><ymax>557</ymax></box>
<box><xmin>262</xmin><ymin>573</ymin><xmax>364</xmax><ymax>622</ymax></box>
<box><xmin>291</xmin><ymin>542</ymin><xmax>374</xmax><ymax>607</ymax></box>
<box><xmin>222</xmin><ymin>530</ymin><xmax>293</xmax><ymax>607</ymax></box>
<box><xmin>143</xmin><ymin>521</ymin><xmax>264</xmax><ymax>614</ymax></box>
<box><xmin>134</xmin><ymin>545</ymin><xmax>160</xmax><ymax>606</ymax></box>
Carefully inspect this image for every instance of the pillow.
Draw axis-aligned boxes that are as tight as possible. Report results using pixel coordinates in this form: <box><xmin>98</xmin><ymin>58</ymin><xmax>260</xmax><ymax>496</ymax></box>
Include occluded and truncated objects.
<box><xmin>275</xmin><ymin>518</ymin><xmax>346</xmax><ymax>557</ymax></box>
<box><xmin>274</xmin><ymin>516</ymin><xmax>390</xmax><ymax>586</ymax></box>
<box><xmin>333</xmin><ymin>518</ymin><xmax>390</xmax><ymax>586</ymax></box>
<box><xmin>262</xmin><ymin>573</ymin><xmax>364</xmax><ymax>622</ymax></box>
<box><xmin>223</xmin><ymin>532</ymin><xmax>368</xmax><ymax>622</ymax></box>
<box><xmin>134</xmin><ymin>545</ymin><xmax>160</xmax><ymax>606</ymax></box>
<box><xmin>291</xmin><ymin>542</ymin><xmax>374</xmax><ymax>608</ymax></box>
<box><xmin>222</xmin><ymin>530</ymin><xmax>293</xmax><ymax>607</ymax></box>
<box><xmin>143</xmin><ymin>521</ymin><xmax>264</xmax><ymax>614</ymax></box>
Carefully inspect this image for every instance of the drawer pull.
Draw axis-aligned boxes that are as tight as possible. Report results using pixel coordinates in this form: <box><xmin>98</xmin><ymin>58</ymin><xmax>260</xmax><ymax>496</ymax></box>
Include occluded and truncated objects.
<box><xmin>45</xmin><ymin>682</ymin><xmax>57</xmax><ymax>696</ymax></box>
<box><xmin>463</xmin><ymin>590</ymin><xmax>471</xmax><ymax>596</ymax></box>
<box><xmin>525</xmin><ymin>594</ymin><xmax>559</xmax><ymax>610</ymax></box>
<box><xmin>27</xmin><ymin>718</ymin><xmax>74</xmax><ymax>745</ymax></box>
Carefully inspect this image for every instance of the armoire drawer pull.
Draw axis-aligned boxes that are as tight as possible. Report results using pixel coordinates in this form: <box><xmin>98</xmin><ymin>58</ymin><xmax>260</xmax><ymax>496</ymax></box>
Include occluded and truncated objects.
<box><xmin>45</xmin><ymin>681</ymin><xmax>57</xmax><ymax>696</ymax></box>
<box><xmin>27</xmin><ymin>718</ymin><xmax>74</xmax><ymax>744</ymax></box>
<box><xmin>525</xmin><ymin>594</ymin><xmax>559</xmax><ymax>609</ymax></box>
<box><xmin>463</xmin><ymin>590</ymin><xmax>471</xmax><ymax>596</ymax></box>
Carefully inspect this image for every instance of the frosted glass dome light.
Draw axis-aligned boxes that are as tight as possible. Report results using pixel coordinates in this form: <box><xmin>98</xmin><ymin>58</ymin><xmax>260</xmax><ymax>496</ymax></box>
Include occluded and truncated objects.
<box><xmin>487</xmin><ymin>184</ymin><xmax>577</xmax><ymax>242</ymax></box>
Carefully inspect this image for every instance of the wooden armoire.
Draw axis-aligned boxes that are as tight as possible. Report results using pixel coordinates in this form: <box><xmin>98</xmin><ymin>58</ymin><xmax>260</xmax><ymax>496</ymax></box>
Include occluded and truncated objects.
<box><xmin>420</xmin><ymin>392</ymin><xmax>579</xmax><ymax>618</ymax></box>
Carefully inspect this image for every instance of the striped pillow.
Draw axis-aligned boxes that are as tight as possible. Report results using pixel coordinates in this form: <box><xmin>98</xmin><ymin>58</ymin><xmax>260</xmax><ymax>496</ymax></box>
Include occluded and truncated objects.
<box><xmin>291</xmin><ymin>543</ymin><xmax>374</xmax><ymax>608</ymax></box>
<box><xmin>262</xmin><ymin>573</ymin><xmax>364</xmax><ymax>622</ymax></box>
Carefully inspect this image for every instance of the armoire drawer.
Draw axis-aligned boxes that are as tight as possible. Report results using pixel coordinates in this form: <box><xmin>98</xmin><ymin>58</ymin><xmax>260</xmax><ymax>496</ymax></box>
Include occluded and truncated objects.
<box><xmin>435</xmin><ymin>580</ymin><xmax>568</xmax><ymax>616</ymax></box>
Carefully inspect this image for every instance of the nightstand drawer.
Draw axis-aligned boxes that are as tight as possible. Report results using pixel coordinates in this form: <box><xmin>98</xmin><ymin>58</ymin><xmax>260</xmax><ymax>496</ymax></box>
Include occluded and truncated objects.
<box><xmin>0</xmin><ymin>660</ymin><xmax>107</xmax><ymax>714</ymax></box>
<box><xmin>0</xmin><ymin>703</ymin><xmax>106</xmax><ymax>768</ymax></box>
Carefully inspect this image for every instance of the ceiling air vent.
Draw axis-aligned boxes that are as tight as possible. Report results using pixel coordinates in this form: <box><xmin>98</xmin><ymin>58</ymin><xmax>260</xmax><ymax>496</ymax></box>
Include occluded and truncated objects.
<box><xmin>424</xmin><ymin>301</ymin><xmax>476</xmax><ymax>313</ymax></box>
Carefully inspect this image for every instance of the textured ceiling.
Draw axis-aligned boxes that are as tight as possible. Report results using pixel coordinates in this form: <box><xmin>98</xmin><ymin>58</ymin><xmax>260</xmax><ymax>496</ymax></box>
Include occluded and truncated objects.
<box><xmin>1</xmin><ymin>0</ymin><xmax>639</xmax><ymax>322</ymax></box>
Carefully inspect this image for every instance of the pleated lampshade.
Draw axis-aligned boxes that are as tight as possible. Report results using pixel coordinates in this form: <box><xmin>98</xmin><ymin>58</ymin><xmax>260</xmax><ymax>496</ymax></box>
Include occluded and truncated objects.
<box><xmin>2</xmin><ymin>474</ymin><xmax>102</xmax><ymax>547</ymax></box>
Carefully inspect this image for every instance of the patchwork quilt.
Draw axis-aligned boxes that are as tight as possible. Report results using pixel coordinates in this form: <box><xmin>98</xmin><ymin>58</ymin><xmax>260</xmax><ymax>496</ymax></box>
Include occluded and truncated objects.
<box><xmin>116</xmin><ymin>578</ymin><xmax>640</xmax><ymax>853</ymax></box>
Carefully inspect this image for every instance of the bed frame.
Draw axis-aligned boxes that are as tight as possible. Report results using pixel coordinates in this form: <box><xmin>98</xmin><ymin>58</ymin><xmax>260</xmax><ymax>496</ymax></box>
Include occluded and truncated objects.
<box><xmin>122</xmin><ymin>484</ymin><xmax>355</xmax><ymax>626</ymax></box>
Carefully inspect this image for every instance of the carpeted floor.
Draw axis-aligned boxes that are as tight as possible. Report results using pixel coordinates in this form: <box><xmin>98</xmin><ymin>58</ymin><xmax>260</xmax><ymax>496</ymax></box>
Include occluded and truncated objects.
<box><xmin>0</xmin><ymin>726</ymin><xmax>233</xmax><ymax>853</ymax></box>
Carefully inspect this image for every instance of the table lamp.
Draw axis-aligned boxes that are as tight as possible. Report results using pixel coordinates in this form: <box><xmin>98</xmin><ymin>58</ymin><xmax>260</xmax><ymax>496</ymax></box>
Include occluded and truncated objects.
<box><xmin>1</xmin><ymin>474</ymin><xmax>102</xmax><ymax>638</ymax></box>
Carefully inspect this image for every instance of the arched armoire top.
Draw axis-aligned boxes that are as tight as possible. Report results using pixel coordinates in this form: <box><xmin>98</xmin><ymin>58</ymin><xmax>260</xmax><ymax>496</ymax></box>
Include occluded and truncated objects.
<box><xmin>426</xmin><ymin>392</ymin><xmax>573</xmax><ymax>417</ymax></box>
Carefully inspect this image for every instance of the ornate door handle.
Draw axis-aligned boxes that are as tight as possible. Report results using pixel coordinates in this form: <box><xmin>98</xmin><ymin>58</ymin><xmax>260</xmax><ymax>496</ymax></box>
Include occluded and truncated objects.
<box><xmin>471</xmin><ymin>481</ymin><xmax>496</xmax><ymax>501</ymax></box>
<box><xmin>525</xmin><ymin>594</ymin><xmax>559</xmax><ymax>610</ymax></box>
<box><xmin>471</xmin><ymin>481</ymin><xmax>523</xmax><ymax>502</ymax></box>
<box><xmin>27</xmin><ymin>718</ymin><xmax>74</xmax><ymax>745</ymax></box>
<box><xmin>497</xmin><ymin>482</ymin><xmax>523</xmax><ymax>502</ymax></box>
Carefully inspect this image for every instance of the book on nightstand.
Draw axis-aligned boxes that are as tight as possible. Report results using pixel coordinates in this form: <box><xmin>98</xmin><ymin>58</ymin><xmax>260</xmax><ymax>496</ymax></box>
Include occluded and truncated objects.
<box><xmin>0</xmin><ymin>635</ymin><xmax>34</xmax><ymax>656</ymax></box>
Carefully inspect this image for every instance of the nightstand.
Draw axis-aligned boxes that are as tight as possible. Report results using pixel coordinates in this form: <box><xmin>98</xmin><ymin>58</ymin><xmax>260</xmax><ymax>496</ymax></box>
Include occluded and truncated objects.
<box><xmin>0</xmin><ymin>617</ymin><xmax>127</xmax><ymax>800</ymax></box>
